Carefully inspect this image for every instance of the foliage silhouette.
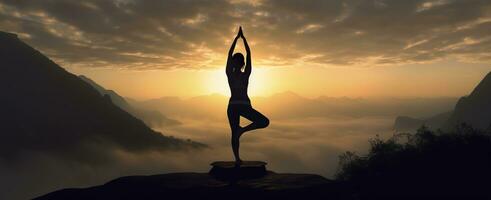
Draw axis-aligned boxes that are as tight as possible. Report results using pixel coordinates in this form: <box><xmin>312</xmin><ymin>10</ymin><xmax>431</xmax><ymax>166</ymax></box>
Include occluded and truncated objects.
<box><xmin>336</xmin><ymin>124</ymin><xmax>491</xmax><ymax>198</ymax></box>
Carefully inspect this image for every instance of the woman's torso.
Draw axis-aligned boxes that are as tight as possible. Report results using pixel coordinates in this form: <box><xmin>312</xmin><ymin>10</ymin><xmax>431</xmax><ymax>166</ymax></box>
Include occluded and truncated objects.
<box><xmin>227</xmin><ymin>72</ymin><xmax>250</xmax><ymax>103</ymax></box>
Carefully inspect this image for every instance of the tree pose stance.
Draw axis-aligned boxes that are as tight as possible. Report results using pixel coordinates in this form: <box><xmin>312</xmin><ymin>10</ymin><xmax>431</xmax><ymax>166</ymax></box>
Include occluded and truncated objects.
<box><xmin>226</xmin><ymin>27</ymin><xmax>269</xmax><ymax>165</ymax></box>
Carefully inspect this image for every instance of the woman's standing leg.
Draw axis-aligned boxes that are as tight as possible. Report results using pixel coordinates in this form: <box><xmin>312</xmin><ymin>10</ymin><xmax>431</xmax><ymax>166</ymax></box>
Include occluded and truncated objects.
<box><xmin>227</xmin><ymin>104</ymin><xmax>242</xmax><ymax>163</ymax></box>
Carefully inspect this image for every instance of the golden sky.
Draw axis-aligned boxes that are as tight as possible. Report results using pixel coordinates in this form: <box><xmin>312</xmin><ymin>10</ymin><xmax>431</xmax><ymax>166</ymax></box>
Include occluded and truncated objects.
<box><xmin>68</xmin><ymin>59</ymin><xmax>490</xmax><ymax>100</ymax></box>
<box><xmin>1</xmin><ymin>0</ymin><xmax>491</xmax><ymax>99</ymax></box>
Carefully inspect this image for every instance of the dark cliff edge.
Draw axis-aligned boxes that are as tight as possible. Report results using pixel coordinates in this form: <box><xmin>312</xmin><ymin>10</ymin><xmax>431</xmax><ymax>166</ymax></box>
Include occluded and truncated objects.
<box><xmin>444</xmin><ymin>72</ymin><xmax>491</xmax><ymax>130</ymax></box>
<box><xmin>34</xmin><ymin>172</ymin><xmax>353</xmax><ymax>200</ymax></box>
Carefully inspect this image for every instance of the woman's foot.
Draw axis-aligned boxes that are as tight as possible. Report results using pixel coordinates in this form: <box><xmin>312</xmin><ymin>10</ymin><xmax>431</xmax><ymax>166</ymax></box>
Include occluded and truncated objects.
<box><xmin>235</xmin><ymin>159</ymin><xmax>243</xmax><ymax>166</ymax></box>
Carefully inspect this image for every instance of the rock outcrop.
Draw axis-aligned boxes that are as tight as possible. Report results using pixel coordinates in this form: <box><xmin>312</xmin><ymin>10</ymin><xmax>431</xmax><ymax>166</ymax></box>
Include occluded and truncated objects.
<box><xmin>35</xmin><ymin>171</ymin><xmax>350</xmax><ymax>200</ymax></box>
<box><xmin>444</xmin><ymin>72</ymin><xmax>491</xmax><ymax>130</ymax></box>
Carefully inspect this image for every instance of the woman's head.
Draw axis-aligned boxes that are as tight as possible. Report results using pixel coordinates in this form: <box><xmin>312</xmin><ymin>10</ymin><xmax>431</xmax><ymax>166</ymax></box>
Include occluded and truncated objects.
<box><xmin>232</xmin><ymin>53</ymin><xmax>245</xmax><ymax>72</ymax></box>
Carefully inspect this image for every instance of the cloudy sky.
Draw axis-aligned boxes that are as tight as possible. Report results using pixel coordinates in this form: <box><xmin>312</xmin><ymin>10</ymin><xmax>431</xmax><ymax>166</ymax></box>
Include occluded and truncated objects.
<box><xmin>1</xmin><ymin>0</ymin><xmax>491</xmax><ymax>98</ymax></box>
<box><xmin>2</xmin><ymin>1</ymin><xmax>491</xmax><ymax>199</ymax></box>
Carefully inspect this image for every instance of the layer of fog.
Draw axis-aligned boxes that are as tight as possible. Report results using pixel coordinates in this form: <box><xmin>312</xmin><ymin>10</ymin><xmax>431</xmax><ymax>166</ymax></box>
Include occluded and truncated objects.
<box><xmin>0</xmin><ymin>93</ymin><xmax>457</xmax><ymax>199</ymax></box>
<box><xmin>157</xmin><ymin>116</ymin><xmax>394</xmax><ymax>176</ymax></box>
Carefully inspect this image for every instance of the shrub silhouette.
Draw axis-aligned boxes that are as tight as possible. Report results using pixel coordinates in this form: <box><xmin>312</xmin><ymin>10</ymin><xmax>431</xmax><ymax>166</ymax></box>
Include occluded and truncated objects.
<box><xmin>336</xmin><ymin>124</ymin><xmax>491</xmax><ymax>198</ymax></box>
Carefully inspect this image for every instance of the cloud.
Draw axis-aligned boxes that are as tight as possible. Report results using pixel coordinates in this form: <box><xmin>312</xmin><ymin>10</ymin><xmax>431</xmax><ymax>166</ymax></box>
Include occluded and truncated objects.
<box><xmin>1</xmin><ymin>0</ymin><xmax>490</xmax><ymax>69</ymax></box>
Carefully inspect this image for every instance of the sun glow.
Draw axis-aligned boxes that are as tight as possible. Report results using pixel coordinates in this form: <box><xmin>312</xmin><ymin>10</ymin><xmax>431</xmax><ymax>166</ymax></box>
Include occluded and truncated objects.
<box><xmin>68</xmin><ymin>58</ymin><xmax>491</xmax><ymax>101</ymax></box>
<box><xmin>205</xmin><ymin>67</ymin><xmax>271</xmax><ymax>97</ymax></box>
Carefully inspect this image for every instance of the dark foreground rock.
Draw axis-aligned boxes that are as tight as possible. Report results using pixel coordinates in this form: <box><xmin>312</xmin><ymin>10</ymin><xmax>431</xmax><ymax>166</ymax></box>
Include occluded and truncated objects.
<box><xmin>35</xmin><ymin>172</ymin><xmax>352</xmax><ymax>200</ymax></box>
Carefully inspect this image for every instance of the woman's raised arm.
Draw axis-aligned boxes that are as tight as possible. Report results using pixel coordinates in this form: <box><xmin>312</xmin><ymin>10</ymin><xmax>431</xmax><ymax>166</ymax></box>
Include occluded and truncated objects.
<box><xmin>226</xmin><ymin>34</ymin><xmax>240</xmax><ymax>75</ymax></box>
<box><xmin>240</xmin><ymin>27</ymin><xmax>252</xmax><ymax>76</ymax></box>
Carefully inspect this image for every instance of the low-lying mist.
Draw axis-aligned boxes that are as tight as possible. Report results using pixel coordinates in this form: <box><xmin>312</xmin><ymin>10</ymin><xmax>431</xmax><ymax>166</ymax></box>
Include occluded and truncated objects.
<box><xmin>0</xmin><ymin>93</ymin><xmax>458</xmax><ymax>200</ymax></box>
<box><xmin>157</xmin><ymin>116</ymin><xmax>394</xmax><ymax>176</ymax></box>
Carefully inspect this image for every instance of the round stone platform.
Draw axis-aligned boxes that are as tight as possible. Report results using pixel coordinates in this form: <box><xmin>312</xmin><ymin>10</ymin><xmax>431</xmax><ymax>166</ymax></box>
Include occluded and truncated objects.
<box><xmin>209</xmin><ymin>161</ymin><xmax>267</xmax><ymax>181</ymax></box>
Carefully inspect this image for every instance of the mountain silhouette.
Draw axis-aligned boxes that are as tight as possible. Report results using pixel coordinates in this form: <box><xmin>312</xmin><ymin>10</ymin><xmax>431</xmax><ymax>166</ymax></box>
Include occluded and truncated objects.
<box><xmin>393</xmin><ymin>72</ymin><xmax>491</xmax><ymax>132</ymax></box>
<box><xmin>135</xmin><ymin>92</ymin><xmax>456</xmax><ymax>121</ymax></box>
<box><xmin>444</xmin><ymin>72</ymin><xmax>491</xmax><ymax>130</ymax></box>
<box><xmin>0</xmin><ymin>31</ymin><xmax>204</xmax><ymax>162</ymax></box>
<box><xmin>78</xmin><ymin>75</ymin><xmax>131</xmax><ymax>110</ymax></box>
<box><xmin>79</xmin><ymin>75</ymin><xmax>181</xmax><ymax>127</ymax></box>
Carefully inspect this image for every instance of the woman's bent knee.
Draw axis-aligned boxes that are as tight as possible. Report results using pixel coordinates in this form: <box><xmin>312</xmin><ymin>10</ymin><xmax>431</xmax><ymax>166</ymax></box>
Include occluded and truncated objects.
<box><xmin>259</xmin><ymin>117</ymin><xmax>269</xmax><ymax>128</ymax></box>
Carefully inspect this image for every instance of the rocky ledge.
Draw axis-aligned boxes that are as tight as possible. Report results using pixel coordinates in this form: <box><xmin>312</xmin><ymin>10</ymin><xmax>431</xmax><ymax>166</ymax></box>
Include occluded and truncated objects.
<box><xmin>35</xmin><ymin>161</ymin><xmax>352</xmax><ymax>200</ymax></box>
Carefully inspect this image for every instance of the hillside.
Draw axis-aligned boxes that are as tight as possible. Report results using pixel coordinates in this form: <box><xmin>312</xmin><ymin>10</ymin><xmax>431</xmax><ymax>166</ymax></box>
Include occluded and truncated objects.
<box><xmin>444</xmin><ymin>72</ymin><xmax>491</xmax><ymax>130</ymax></box>
<box><xmin>0</xmin><ymin>31</ymin><xmax>203</xmax><ymax>162</ymax></box>
<box><xmin>79</xmin><ymin>75</ymin><xmax>181</xmax><ymax>127</ymax></box>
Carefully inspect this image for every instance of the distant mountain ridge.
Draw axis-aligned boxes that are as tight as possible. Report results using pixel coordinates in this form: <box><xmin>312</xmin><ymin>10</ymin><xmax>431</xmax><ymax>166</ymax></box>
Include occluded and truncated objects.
<box><xmin>393</xmin><ymin>111</ymin><xmax>453</xmax><ymax>132</ymax></box>
<box><xmin>79</xmin><ymin>75</ymin><xmax>181</xmax><ymax>128</ymax></box>
<box><xmin>394</xmin><ymin>72</ymin><xmax>491</xmax><ymax>131</ymax></box>
<box><xmin>78</xmin><ymin>75</ymin><xmax>131</xmax><ymax>110</ymax></box>
<box><xmin>134</xmin><ymin>91</ymin><xmax>457</xmax><ymax>120</ymax></box>
<box><xmin>0</xmin><ymin>31</ymin><xmax>203</xmax><ymax>162</ymax></box>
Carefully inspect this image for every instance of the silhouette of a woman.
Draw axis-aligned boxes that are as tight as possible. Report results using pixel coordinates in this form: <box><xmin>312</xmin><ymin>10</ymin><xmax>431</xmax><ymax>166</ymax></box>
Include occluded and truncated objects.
<box><xmin>226</xmin><ymin>27</ymin><xmax>269</xmax><ymax>165</ymax></box>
